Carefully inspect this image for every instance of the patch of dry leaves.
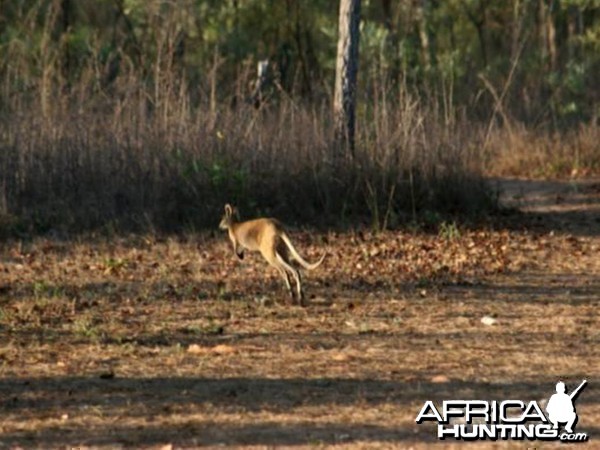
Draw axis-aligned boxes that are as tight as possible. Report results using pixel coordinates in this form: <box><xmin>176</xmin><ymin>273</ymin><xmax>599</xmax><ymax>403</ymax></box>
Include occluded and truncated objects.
<box><xmin>0</xmin><ymin>221</ymin><xmax>598</xmax><ymax>448</ymax></box>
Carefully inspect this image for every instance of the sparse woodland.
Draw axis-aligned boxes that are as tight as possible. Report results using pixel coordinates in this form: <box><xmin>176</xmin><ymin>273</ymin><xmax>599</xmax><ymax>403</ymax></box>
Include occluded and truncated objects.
<box><xmin>0</xmin><ymin>0</ymin><xmax>598</xmax><ymax>233</ymax></box>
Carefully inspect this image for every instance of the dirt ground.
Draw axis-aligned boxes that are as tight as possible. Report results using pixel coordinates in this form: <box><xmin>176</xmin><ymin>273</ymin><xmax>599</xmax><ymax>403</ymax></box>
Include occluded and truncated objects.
<box><xmin>1</xmin><ymin>178</ymin><xmax>599</xmax><ymax>449</ymax></box>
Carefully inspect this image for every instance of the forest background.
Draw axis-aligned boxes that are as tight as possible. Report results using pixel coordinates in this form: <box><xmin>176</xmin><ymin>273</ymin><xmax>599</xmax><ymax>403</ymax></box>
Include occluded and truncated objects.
<box><xmin>0</xmin><ymin>0</ymin><xmax>598</xmax><ymax>235</ymax></box>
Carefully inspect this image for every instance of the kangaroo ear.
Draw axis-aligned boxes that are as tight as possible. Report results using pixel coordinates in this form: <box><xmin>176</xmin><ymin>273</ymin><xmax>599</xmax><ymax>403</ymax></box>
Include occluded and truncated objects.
<box><xmin>224</xmin><ymin>204</ymin><xmax>232</xmax><ymax>216</ymax></box>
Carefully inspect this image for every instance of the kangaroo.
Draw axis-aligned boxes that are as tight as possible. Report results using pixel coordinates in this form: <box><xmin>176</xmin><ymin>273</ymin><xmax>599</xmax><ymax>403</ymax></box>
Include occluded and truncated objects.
<box><xmin>219</xmin><ymin>204</ymin><xmax>325</xmax><ymax>306</ymax></box>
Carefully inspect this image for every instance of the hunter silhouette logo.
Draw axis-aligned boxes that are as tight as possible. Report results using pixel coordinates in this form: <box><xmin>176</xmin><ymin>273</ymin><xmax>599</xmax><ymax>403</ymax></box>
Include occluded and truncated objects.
<box><xmin>415</xmin><ymin>379</ymin><xmax>589</xmax><ymax>442</ymax></box>
<box><xmin>547</xmin><ymin>380</ymin><xmax>586</xmax><ymax>434</ymax></box>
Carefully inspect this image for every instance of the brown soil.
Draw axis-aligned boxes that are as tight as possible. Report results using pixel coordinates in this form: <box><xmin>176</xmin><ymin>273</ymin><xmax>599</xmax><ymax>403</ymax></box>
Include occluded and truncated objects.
<box><xmin>1</xmin><ymin>178</ymin><xmax>599</xmax><ymax>449</ymax></box>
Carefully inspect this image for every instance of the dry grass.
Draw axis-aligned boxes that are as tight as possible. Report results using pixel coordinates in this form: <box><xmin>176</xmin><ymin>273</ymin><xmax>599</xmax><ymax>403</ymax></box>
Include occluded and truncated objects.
<box><xmin>484</xmin><ymin>123</ymin><xmax>600</xmax><ymax>179</ymax></box>
<box><xmin>1</xmin><ymin>189</ymin><xmax>599</xmax><ymax>448</ymax></box>
<box><xmin>0</xmin><ymin>87</ymin><xmax>496</xmax><ymax>236</ymax></box>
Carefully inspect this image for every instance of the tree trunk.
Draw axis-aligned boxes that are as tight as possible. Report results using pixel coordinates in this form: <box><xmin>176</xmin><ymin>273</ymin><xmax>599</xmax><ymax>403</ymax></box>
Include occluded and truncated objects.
<box><xmin>462</xmin><ymin>0</ymin><xmax>487</xmax><ymax>67</ymax></box>
<box><xmin>62</xmin><ymin>0</ymin><xmax>71</xmax><ymax>76</ymax></box>
<box><xmin>334</xmin><ymin>0</ymin><xmax>361</xmax><ymax>158</ymax></box>
<box><xmin>546</xmin><ymin>0</ymin><xmax>558</xmax><ymax>71</ymax></box>
<box><xmin>566</xmin><ymin>3</ymin><xmax>582</xmax><ymax>61</ymax></box>
<box><xmin>538</xmin><ymin>0</ymin><xmax>557</xmax><ymax>71</ymax></box>
<box><xmin>418</xmin><ymin>0</ymin><xmax>436</xmax><ymax>72</ymax></box>
<box><xmin>381</xmin><ymin>0</ymin><xmax>400</xmax><ymax>80</ymax></box>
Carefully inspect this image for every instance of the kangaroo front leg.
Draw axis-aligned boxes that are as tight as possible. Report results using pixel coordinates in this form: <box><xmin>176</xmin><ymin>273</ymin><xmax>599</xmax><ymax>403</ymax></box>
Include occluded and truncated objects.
<box><xmin>233</xmin><ymin>243</ymin><xmax>244</xmax><ymax>260</ymax></box>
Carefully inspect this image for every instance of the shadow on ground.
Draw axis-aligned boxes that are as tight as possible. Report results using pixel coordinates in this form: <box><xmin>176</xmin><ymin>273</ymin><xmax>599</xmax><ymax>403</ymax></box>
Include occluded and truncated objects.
<box><xmin>1</xmin><ymin>376</ymin><xmax>597</xmax><ymax>447</ymax></box>
<box><xmin>490</xmin><ymin>177</ymin><xmax>600</xmax><ymax>236</ymax></box>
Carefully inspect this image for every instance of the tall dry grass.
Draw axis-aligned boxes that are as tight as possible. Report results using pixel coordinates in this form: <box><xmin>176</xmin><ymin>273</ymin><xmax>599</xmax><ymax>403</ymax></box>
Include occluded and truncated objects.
<box><xmin>0</xmin><ymin>72</ymin><xmax>495</xmax><ymax>236</ymax></box>
<box><xmin>4</xmin><ymin>1</ymin><xmax>594</xmax><ymax>236</ymax></box>
<box><xmin>484</xmin><ymin>124</ymin><xmax>600</xmax><ymax>178</ymax></box>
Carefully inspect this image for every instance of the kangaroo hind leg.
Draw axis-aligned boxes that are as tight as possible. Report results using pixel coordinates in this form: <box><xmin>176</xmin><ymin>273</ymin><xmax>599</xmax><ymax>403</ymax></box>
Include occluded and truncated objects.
<box><xmin>275</xmin><ymin>265</ymin><xmax>295</xmax><ymax>302</ymax></box>
<box><xmin>275</xmin><ymin>252</ymin><xmax>304</xmax><ymax>306</ymax></box>
<box><xmin>262</xmin><ymin>245</ymin><xmax>296</xmax><ymax>304</ymax></box>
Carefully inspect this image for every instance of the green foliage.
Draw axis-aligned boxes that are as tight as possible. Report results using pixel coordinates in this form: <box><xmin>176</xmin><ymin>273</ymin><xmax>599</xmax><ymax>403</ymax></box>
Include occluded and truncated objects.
<box><xmin>72</xmin><ymin>316</ymin><xmax>100</xmax><ymax>340</ymax></box>
<box><xmin>438</xmin><ymin>221</ymin><xmax>461</xmax><ymax>241</ymax></box>
<box><xmin>171</xmin><ymin>147</ymin><xmax>250</xmax><ymax>224</ymax></box>
<box><xmin>33</xmin><ymin>281</ymin><xmax>64</xmax><ymax>299</ymax></box>
<box><xmin>1</xmin><ymin>0</ymin><xmax>597</xmax><ymax>121</ymax></box>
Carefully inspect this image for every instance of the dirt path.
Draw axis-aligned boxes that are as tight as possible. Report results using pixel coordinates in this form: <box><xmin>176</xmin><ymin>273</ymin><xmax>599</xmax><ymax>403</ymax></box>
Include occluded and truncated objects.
<box><xmin>494</xmin><ymin>177</ymin><xmax>600</xmax><ymax>235</ymax></box>
<box><xmin>0</xmin><ymin>178</ymin><xmax>599</xmax><ymax>449</ymax></box>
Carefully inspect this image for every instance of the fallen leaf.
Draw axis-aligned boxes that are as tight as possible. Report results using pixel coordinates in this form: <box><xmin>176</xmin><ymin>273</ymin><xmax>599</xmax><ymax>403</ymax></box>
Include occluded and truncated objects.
<box><xmin>212</xmin><ymin>344</ymin><xmax>236</xmax><ymax>354</ymax></box>
<box><xmin>331</xmin><ymin>352</ymin><xmax>351</xmax><ymax>362</ymax></box>
<box><xmin>187</xmin><ymin>344</ymin><xmax>206</xmax><ymax>354</ymax></box>
<box><xmin>431</xmin><ymin>375</ymin><xmax>450</xmax><ymax>383</ymax></box>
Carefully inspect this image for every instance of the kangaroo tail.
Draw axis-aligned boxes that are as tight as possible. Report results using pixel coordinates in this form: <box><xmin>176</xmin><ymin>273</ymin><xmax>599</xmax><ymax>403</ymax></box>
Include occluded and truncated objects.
<box><xmin>281</xmin><ymin>233</ymin><xmax>325</xmax><ymax>270</ymax></box>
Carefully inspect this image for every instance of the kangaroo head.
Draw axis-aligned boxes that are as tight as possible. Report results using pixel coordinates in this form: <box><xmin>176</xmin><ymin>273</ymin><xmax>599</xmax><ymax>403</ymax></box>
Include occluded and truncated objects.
<box><xmin>219</xmin><ymin>204</ymin><xmax>237</xmax><ymax>230</ymax></box>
